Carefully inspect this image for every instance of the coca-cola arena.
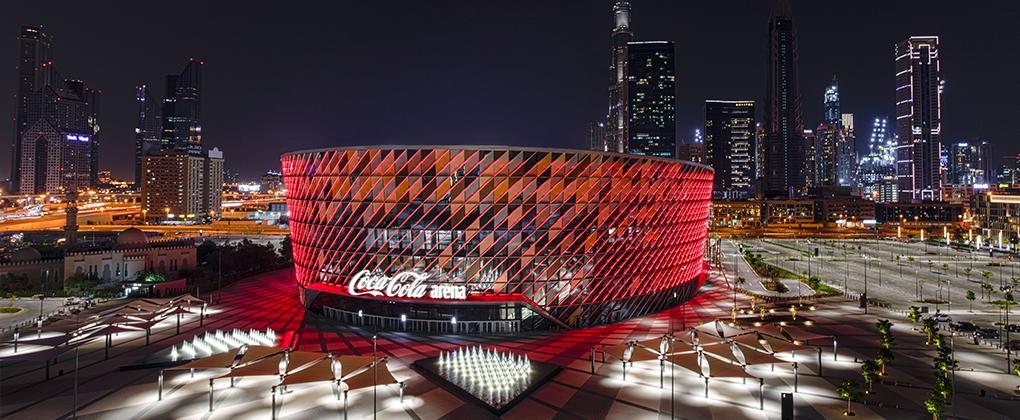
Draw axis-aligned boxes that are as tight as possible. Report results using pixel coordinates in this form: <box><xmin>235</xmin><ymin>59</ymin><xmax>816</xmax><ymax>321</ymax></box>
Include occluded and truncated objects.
<box><xmin>281</xmin><ymin>146</ymin><xmax>713</xmax><ymax>332</ymax></box>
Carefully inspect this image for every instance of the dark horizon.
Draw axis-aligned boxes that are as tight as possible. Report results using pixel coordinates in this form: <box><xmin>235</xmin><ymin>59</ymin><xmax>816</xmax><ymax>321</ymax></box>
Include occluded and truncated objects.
<box><xmin>2</xmin><ymin>0</ymin><xmax>1018</xmax><ymax>181</ymax></box>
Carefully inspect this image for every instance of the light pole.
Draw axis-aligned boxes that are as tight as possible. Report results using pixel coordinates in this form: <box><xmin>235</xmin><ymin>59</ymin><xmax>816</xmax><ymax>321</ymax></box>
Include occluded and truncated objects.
<box><xmin>372</xmin><ymin>335</ymin><xmax>377</xmax><ymax>420</ymax></box>
<box><xmin>862</xmin><ymin>255</ymin><xmax>869</xmax><ymax>314</ymax></box>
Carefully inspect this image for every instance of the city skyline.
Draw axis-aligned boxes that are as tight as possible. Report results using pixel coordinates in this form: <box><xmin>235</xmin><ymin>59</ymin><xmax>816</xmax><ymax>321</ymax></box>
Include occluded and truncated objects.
<box><xmin>1</xmin><ymin>1</ymin><xmax>1018</xmax><ymax>180</ymax></box>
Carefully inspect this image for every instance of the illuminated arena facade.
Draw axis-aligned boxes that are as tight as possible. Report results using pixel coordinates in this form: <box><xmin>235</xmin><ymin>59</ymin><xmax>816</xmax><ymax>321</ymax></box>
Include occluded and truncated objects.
<box><xmin>281</xmin><ymin>146</ymin><xmax>713</xmax><ymax>330</ymax></box>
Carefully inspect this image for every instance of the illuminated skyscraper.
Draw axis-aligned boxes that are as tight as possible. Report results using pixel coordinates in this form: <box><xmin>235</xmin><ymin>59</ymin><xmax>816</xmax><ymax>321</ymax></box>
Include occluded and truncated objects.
<box><xmin>948</xmin><ymin>141</ymin><xmax>992</xmax><ymax>185</ymax></box>
<box><xmin>11</xmin><ymin>25</ymin><xmax>53</xmax><ymax>192</ymax></box>
<box><xmin>895</xmin><ymin>36</ymin><xmax>943</xmax><ymax>202</ymax></box>
<box><xmin>763</xmin><ymin>0</ymin><xmax>806</xmax><ymax>197</ymax></box>
<box><xmin>605</xmin><ymin>1</ymin><xmax>632</xmax><ymax>154</ymax></box>
<box><xmin>627</xmin><ymin>41</ymin><xmax>676</xmax><ymax>158</ymax></box>
<box><xmin>814</xmin><ymin>122</ymin><xmax>837</xmax><ymax>186</ymax></box>
<box><xmin>859</xmin><ymin>117</ymin><xmax>895</xmax><ymax>198</ymax></box>
<box><xmin>823</xmin><ymin>77</ymin><xmax>840</xmax><ymax>124</ymax></box>
<box><xmin>135</xmin><ymin>84</ymin><xmax>161</xmax><ymax>187</ymax></box>
<box><xmin>838</xmin><ymin>113</ymin><xmax>856</xmax><ymax>186</ymax></box>
<box><xmin>162</xmin><ymin>59</ymin><xmax>203</xmax><ymax>156</ymax></box>
<box><xmin>705</xmin><ymin>101</ymin><xmax>755</xmax><ymax>199</ymax></box>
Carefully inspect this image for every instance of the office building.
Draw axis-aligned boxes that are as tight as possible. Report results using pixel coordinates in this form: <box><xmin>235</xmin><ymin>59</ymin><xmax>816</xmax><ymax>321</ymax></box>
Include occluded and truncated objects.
<box><xmin>895</xmin><ymin>36</ymin><xmax>943</xmax><ymax>202</ymax></box>
<box><xmin>135</xmin><ymin>84</ymin><xmax>162</xmax><ymax>186</ymax></box>
<box><xmin>141</xmin><ymin>147</ymin><xmax>223</xmax><ymax>223</ymax></box>
<box><xmin>162</xmin><ymin>59</ymin><xmax>203</xmax><ymax>156</ymax></box>
<box><xmin>12</xmin><ymin>26</ymin><xmax>100</xmax><ymax>194</ymax></box>
<box><xmin>11</xmin><ymin>25</ymin><xmax>53</xmax><ymax>191</ymax></box>
<box><xmin>705</xmin><ymin>100</ymin><xmax>755</xmax><ymax>199</ymax></box>
<box><xmin>948</xmin><ymin>141</ymin><xmax>992</xmax><ymax>185</ymax></box>
<box><xmin>605</xmin><ymin>1</ymin><xmax>632</xmax><ymax>154</ymax></box>
<box><xmin>626</xmin><ymin>41</ymin><xmax>676</xmax><ymax>158</ymax></box>
<box><xmin>859</xmin><ymin>117</ymin><xmax>896</xmax><ymax>198</ymax></box>
<box><xmin>763</xmin><ymin>0</ymin><xmax>806</xmax><ymax>197</ymax></box>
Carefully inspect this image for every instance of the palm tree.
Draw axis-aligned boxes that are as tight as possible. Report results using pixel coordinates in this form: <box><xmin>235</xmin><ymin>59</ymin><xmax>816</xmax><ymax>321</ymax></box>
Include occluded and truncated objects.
<box><xmin>925</xmin><ymin>391</ymin><xmax>945</xmax><ymax>420</ymax></box>
<box><xmin>876</xmin><ymin>346</ymin><xmax>894</xmax><ymax>376</ymax></box>
<box><xmin>861</xmin><ymin>360</ymin><xmax>880</xmax><ymax>394</ymax></box>
<box><xmin>836</xmin><ymin>379</ymin><xmax>860</xmax><ymax>416</ymax></box>
<box><xmin>966</xmin><ymin>290</ymin><xmax>975</xmax><ymax>312</ymax></box>
<box><xmin>908</xmin><ymin>306</ymin><xmax>921</xmax><ymax>325</ymax></box>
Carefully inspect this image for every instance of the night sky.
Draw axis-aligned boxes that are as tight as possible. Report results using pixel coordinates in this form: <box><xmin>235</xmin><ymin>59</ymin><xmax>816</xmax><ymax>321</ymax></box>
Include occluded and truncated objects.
<box><xmin>2</xmin><ymin>1</ymin><xmax>1018</xmax><ymax>180</ymax></box>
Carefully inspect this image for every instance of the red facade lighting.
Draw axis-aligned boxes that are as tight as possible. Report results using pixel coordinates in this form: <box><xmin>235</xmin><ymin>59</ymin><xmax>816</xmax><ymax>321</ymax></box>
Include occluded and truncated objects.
<box><xmin>281</xmin><ymin>146</ymin><xmax>713</xmax><ymax>327</ymax></box>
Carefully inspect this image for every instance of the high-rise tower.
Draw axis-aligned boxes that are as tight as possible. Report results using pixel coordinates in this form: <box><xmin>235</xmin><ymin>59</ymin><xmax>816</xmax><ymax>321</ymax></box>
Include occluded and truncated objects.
<box><xmin>627</xmin><ymin>41</ymin><xmax>676</xmax><ymax>158</ymax></box>
<box><xmin>895</xmin><ymin>36</ymin><xmax>942</xmax><ymax>202</ymax></box>
<box><xmin>11</xmin><ymin>25</ymin><xmax>54</xmax><ymax>191</ymax></box>
<box><xmin>135</xmin><ymin>84</ymin><xmax>162</xmax><ymax>187</ymax></box>
<box><xmin>162</xmin><ymin>59</ymin><xmax>203</xmax><ymax>156</ymax></box>
<box><xmin>763</xmin><ymin>0</ymin><xmax>806</xmax><ymax>198</ymax></box>
<box><xmin>705</xmin><ymin>100</ymin><xmax>755</xmax><ymax>199</ymax></box>
<box><xmin>605</xmin><ymin>1</ymin><xmax>632</xmax><ymax>154</ymax></box>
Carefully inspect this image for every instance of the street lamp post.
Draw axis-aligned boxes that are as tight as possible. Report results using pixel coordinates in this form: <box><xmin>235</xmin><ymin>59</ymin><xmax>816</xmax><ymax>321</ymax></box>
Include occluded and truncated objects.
<box><xmin>372</xmin><ymin>335</ymin><xmax>378</xmax><ymax>420</ymax></box>
<box><xmin>863</xmin><ymin>255</ymin><xmax>868</xmax><ymax>314</ymax></box>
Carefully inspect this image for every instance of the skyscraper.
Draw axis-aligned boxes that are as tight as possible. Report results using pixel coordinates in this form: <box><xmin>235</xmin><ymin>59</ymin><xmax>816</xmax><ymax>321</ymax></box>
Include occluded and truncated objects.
<box><xmin>895</xmin><ymin>36</ymin><xmax>943</xmax><ymax>202</ymax></box>
<box><xmin>162</xmin><ymin>59</ymin><xmax>203</xmax><ymax>156</ymax></box>
<box><xmin>141</xmin><ymin>147</ymin><xmax>223</xmax><ymax>223</ymax></box>
<box><xmin>814</xmin><ymin>122</ymin><xmax>837</xmax><ymax>186</ymax></box>
<box><xmin>859</xmin><ymin>117</ymin><xmax>896</xmax><ymax>198</ymax></box>
<box><xmin>763</xmin><ymin>0</ymin><xmax>806</xmax><ymax>198</ymax></box>
<box><xmin>823</xmin><ymin>77</ymin><xmax>840</xmax><ymax>125</ymax></box>
<box><xmin>948</xmin><ymin>141</ymin><xmax>992</xmax><ymax>185</ymax></box>
<box><xmin>135</xmin><ymin>84</ymin><xmax>162</xmax><ymax>186</ymax></box>
<box><xmin>705</xmin><ymin>101</ymin><xmax>755</xmax><ymax>199</ymax></box>
<box><xmin>627</xmin><ymin>41</ymin><xmax>676</xmax><ymax>158</ymax></box>
<box><xmin>605</xmin><ymin>1</ymin><xmax>632</xmax><ymax>154</ymax></box>
<box><xmin>12</xmin><ymin>26</ymin><xmax>100</xmax><ymax>194</ymax></box>
<box><xmin>11</xmin><ymin>25</ymin><xmax>53</xmax><ymax>191</ymax></box>
<box><xmin>837</xmin><ymin>113</ymin><xmax>856</xmax><ymax>186</ymax></box>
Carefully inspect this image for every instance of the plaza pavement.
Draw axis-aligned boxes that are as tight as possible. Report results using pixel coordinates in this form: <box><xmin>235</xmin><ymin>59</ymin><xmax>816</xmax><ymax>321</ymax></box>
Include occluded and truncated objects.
<box><xmin>1</xmin><ymin>266</ymin><xmax>1019</xmax><ymax>419</ymax></box>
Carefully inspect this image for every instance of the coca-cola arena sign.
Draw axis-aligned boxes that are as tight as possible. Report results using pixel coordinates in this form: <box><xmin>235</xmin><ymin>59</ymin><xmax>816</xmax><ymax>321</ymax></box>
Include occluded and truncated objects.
<box><xmin>347</xmin><ymin>270</ymin><xmax>468</xmax><ymax>300</ymax></box>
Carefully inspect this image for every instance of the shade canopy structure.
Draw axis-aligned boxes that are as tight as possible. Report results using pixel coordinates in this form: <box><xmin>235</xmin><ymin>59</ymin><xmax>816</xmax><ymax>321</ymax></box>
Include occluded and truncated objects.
<box><xmin>343</xmin><ymin>361</ymin><xmax>398</xmax><ymax>392</ymax></box>
<box><xmin>284</xmin><ymin>351</ymin><xmax>328</xmax><ymax>374</ymax></box>
<box><xmin>759</xmin><ymin>334</ymin><xmax>809</xmax><ymax>354</ymax></box>
<box><xmin>666</xmin><ymin>351</ymin><xmax>704</xmax><ymax>376</ymax></box>
<box><xmin>337</xmin><ymin>355</ymin><xmax>374</xmax><ymax>378</ymax></box>
<box><xmin>730</xmin><ymin>333</ymin><xmax>771</xmax><ymax>354</ymax></box>
<box><xmin>171</xmin><ymin>294</ymin><xmax>205</xmax><ymax>305</ymax></box>
<box><xmin>85</xmin><ymin>324</ymin><xmax>140</xmax><ymax>339</ymax></box>
<box><xmin>168</xmin><ymin>349</ymin><xmax>241</xmax><ymax>370</ymax></box>
<box><xmin>98</xmin><ymin>315</ymin><xmax>144</xmax><ymax>325</ymax></box>
<box><xmin>694</xmin><ymin>320</ymin><xmax>747</xmax><ymax>339</ymax></box>
<box><xmin>754</xmin><ymin>325</ymin><xmax>790</xmax><ymax>341</ymax></box>
<box><xmin>702</xmin><ymin>352</ymin><xmax>756</xmax><ymax>379</ymax></box>
<box><xmin>219</xmin><ymin>353</ymin><xmax>284</xmax><ymax>379</ymax></box>
<box><xmin>634</xmin><ymin>337</ymin><xmax>668</xmax><ymax>354</ymax></box>
<box><xmin>281</xmin><ymin>358</ymin><xmax>336</xmax><ymax>386</ymax></box>
<box><xmin>160</xmin><ymin>306</ymin><xmax>193</xmax><ymax>317</ymax></box>
<box><xmin>780</xmin><ymin>326</ymin><xmax>832</xmax><ymax>343</ymax></box>
<box><xmin>627</xmin><ymin>346</ymin><xmax>662</xmax><ymax>362</ymax></box>
<box><xmin>142</xmin><ymin>298</ymin><xmax>174</xmax><ymax>306</ymax></box>
<box><xmin>3</xmin><ymin>333</ymin><xmax>71</xmax><ymax>347</ymax></box>
<box><xmin>236</xmin><ymin>346</ymin><xmax>286</xmax><ymax>366</ymax></box>
<box><xmin>734</xmin><ymin>345</ymin><xmax>790</xmax><ymax>366</ymax></box>
<box><xmin>663</xmin><ymin>339</ymin><xmax>699</xmax><ymax>354</ymax></box>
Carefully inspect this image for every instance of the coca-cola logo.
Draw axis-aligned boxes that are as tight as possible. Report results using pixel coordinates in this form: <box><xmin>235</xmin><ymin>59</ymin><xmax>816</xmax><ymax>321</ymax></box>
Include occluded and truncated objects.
<box><xmin>347</xmin><ymin>270</ymin><xmax>467</xmax><ymax>300</ymax></box>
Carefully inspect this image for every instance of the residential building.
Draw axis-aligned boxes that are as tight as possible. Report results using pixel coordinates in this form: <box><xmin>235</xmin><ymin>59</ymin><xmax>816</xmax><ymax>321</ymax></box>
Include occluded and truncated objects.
<box><xmin>141</xmin><ymin>147</ymin><xmax>223</xmax><ymax>223</ymax></box>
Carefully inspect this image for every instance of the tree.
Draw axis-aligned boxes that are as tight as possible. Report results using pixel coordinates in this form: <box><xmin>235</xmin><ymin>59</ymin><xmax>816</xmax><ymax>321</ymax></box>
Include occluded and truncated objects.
<box><xmin>965</xmin><ymin>290</ymin><xmax>976</xmax><ymax>312</ymax></box>
<box><xmin>925</xmin><ymin>390</ymin><xmax>946</xmax><ymax>420</ymax></box>
<box><xmin>908</xmin><ymin>306</ymin><xmax>921</xmax><ymax>325</ymax></box>
<box><xmin>861</xmin><ymin>359</ymin><xmax>880</xmax><ymax>394</ymax></box>
<box><xmin>876</xmin><ymin>346</ymin><xmax>895</xmax><ymax>376</ymax></box>
<box><xmin>836</xmin><ymin>379</ymin><xmax>860</xmax><ymax>416</ymax></box>
<box><xmin>922</xmin><ymin>318</ymin><xmax>938</xmax><ymax>345</ymax></box>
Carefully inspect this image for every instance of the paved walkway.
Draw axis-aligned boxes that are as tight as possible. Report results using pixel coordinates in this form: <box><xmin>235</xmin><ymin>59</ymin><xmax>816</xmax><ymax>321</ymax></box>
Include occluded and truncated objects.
<box><xmin>2</xmin><ymin>268</ymin><xmax>1018</xmax><ymax>419</ymax></box>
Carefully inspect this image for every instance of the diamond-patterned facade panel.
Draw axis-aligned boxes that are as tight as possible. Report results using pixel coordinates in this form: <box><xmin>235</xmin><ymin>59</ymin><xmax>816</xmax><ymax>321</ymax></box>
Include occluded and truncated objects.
<box><xmin>281</xmin><ymin>146</ymin><xmax>714</xmax><ymax>327</ymax></box>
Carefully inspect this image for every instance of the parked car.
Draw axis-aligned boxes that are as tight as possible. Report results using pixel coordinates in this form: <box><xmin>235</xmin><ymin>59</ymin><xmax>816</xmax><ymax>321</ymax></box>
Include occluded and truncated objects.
<box><xmin>928</xmin><ymin>312</ymin><xmax>952</xmax><ymax>323</ymax></box>
<box><xmin>1007</xmin><ymin>340</ymin><xmax>1020</xmax><ymax>351</ymax></box>
<box><xmin>1006</xmin><ymin>324</ymin><xmax>1020</xmax><ymax>333</ymax></box>
<box><xmin>950</xmin><ymin>321</ymin><xmax>978</xmax><ymax>332</ymax></box>
<box><xmin>975</xmin><ymin>328</ymin><xmax>1000</xmax><ymax>340</ymax></box>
